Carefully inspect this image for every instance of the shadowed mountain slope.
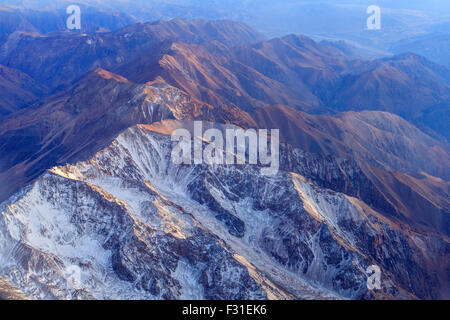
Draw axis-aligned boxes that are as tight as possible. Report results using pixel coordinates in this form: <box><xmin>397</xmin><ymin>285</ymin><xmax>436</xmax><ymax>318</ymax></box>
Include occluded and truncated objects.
<box><xmin>0</xmin><ymin>64</ymin><xmax>47</xmax><ymax>116</ymax></box>
<box><xmin>0</xmin><ymin>68</ymin><xmax>254</xmax><ymax>203</ymax></box>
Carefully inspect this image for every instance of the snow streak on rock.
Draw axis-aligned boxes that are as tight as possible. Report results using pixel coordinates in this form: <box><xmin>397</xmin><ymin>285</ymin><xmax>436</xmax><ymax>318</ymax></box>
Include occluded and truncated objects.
<box><xmin>0</xmin><ymin>123</ymin><xmax>447</xmax><ymax>299</ymax></box>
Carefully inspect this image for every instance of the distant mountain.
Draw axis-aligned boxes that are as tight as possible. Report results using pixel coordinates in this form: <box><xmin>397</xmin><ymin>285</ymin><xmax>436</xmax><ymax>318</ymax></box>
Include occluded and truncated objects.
<box><xmin>0</xmin><ymin>18</ymin><xmax>265</xmax><ymax>89</ymax></box>
<box><xmin>114</xmin><ymin>34</ymin><xmax>350</xmax><ymax>112</ymax></box>
<box><xmin>331</xmin><ymin>53</ymin><xmax>450</xmax><ymax>111</ymax></box>
<box><xmin>252</xmin><ymin>105</ymin><xmax>450</xmax><ymax>179</ymax></box>
<box><xmin>114</xmin><ymin>32</ymin><xmax>450</xmax><ymax>140</ymax></box>
<box><xmin>391</xmin><ymin>33</ymin><xmax>450</xmax><ymax>69</ymax></box>
<box><xmin>1</xmin><ymin>17</ymin><xmax>448</xmax><ymax>173</ymax></box>
<box><xmin>0</xmin><ymin>4</ymin><xmax>136</xmax><ymax>42</ymax></box>
<box><xmin>411</xmin><ymin>103</ymin><xmax>450</xmax><ymax>142</ymax></box>
<box><xmin>319</xmin><ymin>39</ymin><xmax>387</xmax><ymax>60</ymax></box>
<box><xmin>2</xmin><ymin>16</ymin><xmax>447</xmax><ymax>140</ymax></box>
<box><xmin>4</xmin><ymin>0</ymin><xmax>446</xmax><ymax>41</ymax></box>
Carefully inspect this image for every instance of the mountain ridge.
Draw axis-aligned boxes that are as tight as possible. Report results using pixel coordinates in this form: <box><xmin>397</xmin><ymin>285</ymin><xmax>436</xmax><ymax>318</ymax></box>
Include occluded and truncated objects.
<box><xmin>1</xmin><ymin>121</ymin><xmax>447</xmax><ymax>299</ymax></box>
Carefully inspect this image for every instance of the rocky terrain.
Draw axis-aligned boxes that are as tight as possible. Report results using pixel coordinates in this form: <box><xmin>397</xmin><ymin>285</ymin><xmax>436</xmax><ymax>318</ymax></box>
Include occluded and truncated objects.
<box><xmin>0</xmin><ymin>121</ymin><xmax>448</xmax><ymax>299</ymax></box>
<box><xmin>0</xmin><ymin>11</ymin><xmax>448</xmax><ymax>300</ymax></box>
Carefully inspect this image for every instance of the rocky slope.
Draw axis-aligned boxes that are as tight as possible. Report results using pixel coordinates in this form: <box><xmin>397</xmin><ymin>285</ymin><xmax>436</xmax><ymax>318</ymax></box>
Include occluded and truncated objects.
<box><xmin>251</xmin><ymin>105</ymin><xmax>450</xmax><ymax>180</ymax></box>
<box><xmin>0</xmin><ymin>68</ymin><xmax>254</xmax><ymax>204</ymax></box>
<box><xmin>0</xmin><ymin>121</ymin><xmax>448</xmax><ymax>299</ymax></box>
<box><xmin>0</xmin><ymin>278</ymin><xmax>28</xmax><ymax>300</ymax></box>
<box><xmin>115</xmin><ymin>35</ymin><xmax>349</xmax><ymax>113</ymax></box>
<box><xmin>1</xmin><ymin>69</ymin><xmax>447</xmax><ymax>238</ymax></box>
<box><xmin>0</xmin><ymin>64</ymin><xmax>47</xmax><ymax>116</ymax></box>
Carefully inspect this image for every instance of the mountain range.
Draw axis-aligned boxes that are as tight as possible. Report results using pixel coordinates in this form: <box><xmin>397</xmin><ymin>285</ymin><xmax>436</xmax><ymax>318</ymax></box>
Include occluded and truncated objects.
<box><xmin>1</xmin><ymin>18</ymin><xmax>448</xmax><ymax>140</ymax></box>
<box><xmin>0</xmin><ymin>10</ymin><xmax>448</xmax><ymax>300</ymax></box>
